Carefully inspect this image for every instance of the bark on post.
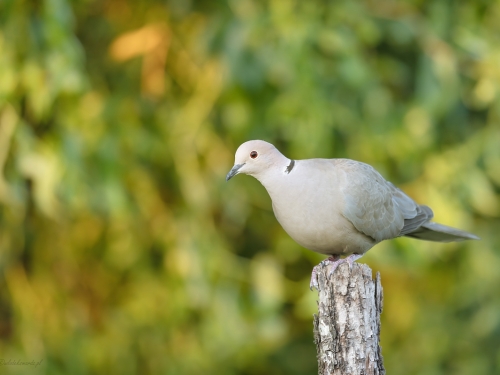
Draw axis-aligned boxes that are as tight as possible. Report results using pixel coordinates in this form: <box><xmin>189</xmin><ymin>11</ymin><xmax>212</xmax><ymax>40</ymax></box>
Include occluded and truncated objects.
<box><xmin>313</xmin><ymin>262</ymin><xmax>385</xmax><ymax>375</ymax></box>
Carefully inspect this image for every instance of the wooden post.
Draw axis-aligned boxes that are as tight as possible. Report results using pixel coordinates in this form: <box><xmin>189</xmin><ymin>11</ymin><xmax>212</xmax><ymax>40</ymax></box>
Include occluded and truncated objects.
<box><xmin>313</xmin><ymin>263</ymin><xmax>385</xmax><ymax>375</ymax></box>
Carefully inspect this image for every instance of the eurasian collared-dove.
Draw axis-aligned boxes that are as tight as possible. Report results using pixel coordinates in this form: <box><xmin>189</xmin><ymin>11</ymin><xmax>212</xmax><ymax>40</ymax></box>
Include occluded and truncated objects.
<box><xmin>226</xmin><ymin>140</ymin><xmax>479</xmax><ymax>289</ymax></box>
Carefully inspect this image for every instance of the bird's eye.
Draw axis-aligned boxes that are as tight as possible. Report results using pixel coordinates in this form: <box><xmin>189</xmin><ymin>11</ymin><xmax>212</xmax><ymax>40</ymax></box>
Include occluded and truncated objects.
<box><xmin>250</xmin><ymin>151</ymin><xmax>258</xmax><ymax>159</ymax></box>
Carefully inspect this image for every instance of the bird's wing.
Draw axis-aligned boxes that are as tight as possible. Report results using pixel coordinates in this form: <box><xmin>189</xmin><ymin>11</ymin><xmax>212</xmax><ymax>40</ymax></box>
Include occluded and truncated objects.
<box><xmin>390</xmin><ymin>182</ymin><xmax>433</xmax><ymax>235</ymax></box>
<box><xmin>337</xmin><ymin>160</ymin><xmax>432</xmax><ymax>242</ymax></box>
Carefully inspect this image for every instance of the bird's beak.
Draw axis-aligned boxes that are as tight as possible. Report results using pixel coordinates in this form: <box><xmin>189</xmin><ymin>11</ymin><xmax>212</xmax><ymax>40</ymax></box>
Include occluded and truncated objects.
<box><xmin>226</xmin><ymin>163</ymin><xmax>245</xmax><ymax>181</ymax></box>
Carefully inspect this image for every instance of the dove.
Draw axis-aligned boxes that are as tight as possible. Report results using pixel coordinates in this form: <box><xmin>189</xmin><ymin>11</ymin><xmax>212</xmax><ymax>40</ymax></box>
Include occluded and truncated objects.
<box><xmin>226</xmin><ymin>140</ymin><xmax>479</xmax><ymax>289</ymax></box>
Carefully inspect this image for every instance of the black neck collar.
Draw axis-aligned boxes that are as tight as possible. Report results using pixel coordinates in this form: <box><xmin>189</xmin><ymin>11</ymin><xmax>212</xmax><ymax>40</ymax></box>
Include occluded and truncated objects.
<box><xmin>285</xmin><ymin>159</ymin><xmax>295</xmax><ymax>174</ymax></box>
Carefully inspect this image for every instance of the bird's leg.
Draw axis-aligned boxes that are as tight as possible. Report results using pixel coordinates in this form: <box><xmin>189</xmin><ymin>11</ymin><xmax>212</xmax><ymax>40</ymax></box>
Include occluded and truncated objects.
<box><xmin>310</xmin><ymin>255</ymin><xmax>341</xmax><ymax>290</ymax></box>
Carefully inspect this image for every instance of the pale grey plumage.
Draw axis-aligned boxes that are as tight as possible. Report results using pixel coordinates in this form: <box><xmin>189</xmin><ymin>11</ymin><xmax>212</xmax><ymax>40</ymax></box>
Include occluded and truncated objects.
<box><xmin>226</xmin><ymin>140</ymin><xmax>479</xmax><ymax>275</ymax></box>
<box><xmin>337</xmin><ymin>160</ymin><xmax>436</xmax><ymax>242</ymax></box>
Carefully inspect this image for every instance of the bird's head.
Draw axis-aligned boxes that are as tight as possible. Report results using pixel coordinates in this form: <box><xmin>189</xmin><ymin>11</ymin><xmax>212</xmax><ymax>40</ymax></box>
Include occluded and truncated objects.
<box><xmin>226</xmin><ymin>140</ymin><xmax>282</xmax><ymax>181</ymax></box>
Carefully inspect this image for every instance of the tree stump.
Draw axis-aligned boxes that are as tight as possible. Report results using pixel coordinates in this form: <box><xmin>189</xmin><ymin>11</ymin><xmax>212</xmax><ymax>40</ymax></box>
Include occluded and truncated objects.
<box><xmin>313</xmin><ymin>262</ymin><xmax>385</xmax><ymax>375</ymax></box>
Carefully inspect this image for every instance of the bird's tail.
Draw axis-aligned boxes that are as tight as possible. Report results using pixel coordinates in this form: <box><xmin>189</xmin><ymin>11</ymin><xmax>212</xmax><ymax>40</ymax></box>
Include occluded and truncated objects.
<box><xmin>404</xmin><ymin>222</ymin><xmax>480</xmax><ymax>243</ymax></box>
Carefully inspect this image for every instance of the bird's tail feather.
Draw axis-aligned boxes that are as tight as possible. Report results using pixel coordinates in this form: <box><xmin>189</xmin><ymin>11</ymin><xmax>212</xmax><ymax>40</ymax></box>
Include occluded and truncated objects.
<box><xmin>404</xmin><ymin>222</ymin><xmax>480</xmax><ymax>243</ymax></box>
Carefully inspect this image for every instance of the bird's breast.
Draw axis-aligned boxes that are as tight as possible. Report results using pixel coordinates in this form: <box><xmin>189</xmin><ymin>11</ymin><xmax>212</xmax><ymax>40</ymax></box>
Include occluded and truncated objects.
<box><xmin>263</xmin><ymin>164</ymin><xmax>375</xmax><ymax>255</ymax></box>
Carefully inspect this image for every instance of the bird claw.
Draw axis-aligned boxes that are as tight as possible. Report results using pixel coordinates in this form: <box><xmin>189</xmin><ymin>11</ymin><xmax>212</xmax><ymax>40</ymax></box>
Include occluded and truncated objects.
<box><xmin>346</xmin><ymin>253</ymin><xmax>362</xmax><ymax>268</ymax></box>
<box><xmin>309</xmin><ymin>270</ymin><xmax>319</xmax><ymax>291</ymax></box>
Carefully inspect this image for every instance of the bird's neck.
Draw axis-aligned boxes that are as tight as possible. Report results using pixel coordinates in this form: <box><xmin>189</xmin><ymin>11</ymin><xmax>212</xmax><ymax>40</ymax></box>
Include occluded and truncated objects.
<box><xmin>254</xmin><ymin>157</ymin><xmax>295</xmax><ymax>195</ymax></box>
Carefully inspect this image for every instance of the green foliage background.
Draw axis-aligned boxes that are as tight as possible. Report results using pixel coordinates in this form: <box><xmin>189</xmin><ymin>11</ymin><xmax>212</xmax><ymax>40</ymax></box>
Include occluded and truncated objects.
<box><xmin>0</xmin><ymin>0</ymin><xmax>499</xmax><ymax>374</ymax></box>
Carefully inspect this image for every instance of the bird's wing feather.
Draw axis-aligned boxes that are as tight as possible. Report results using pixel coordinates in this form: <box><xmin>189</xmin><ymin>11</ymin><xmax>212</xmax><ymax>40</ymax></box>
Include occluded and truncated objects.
<box><xmin>388</xmin><ymin>182</ymin><xmax>434</xmax><ymax>235</ymax></box>
<box><xmin>337</xmin><ymin>160</ymin><xmax>431</xmax><ymax>242</ymax></box>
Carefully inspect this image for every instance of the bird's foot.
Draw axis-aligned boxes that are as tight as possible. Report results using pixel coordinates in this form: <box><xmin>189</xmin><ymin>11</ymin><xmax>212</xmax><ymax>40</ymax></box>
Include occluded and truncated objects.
<box><xmin>309</xmin><ymin>253</ymin><xmax>364</xmax><ymax>290</ymax></box>
<box><xmin>345</xmin><ymin>253</ymin><xmax>363</xmax><ymax>268</ymax></box>
<box><xmin>310</xmin><ymin>255</ymin><xmax>341</xmax><ymax>290</ymax></box>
